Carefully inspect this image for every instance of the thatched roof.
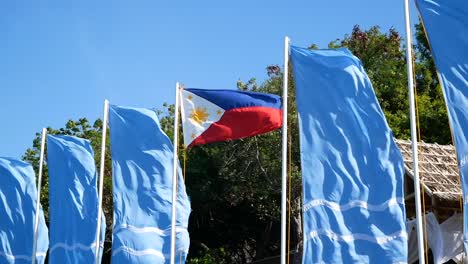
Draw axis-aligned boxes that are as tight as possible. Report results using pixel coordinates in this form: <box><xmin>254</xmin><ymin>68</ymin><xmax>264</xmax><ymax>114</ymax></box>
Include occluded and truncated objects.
<box><xmin>396</xmin><ymin>139</ymin><xmax>462</xmax><ymax>206</ymax></box>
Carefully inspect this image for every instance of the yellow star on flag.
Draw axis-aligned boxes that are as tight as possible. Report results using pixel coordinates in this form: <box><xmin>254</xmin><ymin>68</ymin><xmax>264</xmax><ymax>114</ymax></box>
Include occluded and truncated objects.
<box><xmin>216</xmin><ymin>110</ymin><xmax>222</xmax><ymax>115</ymax></box>
<box><xmin>187</xmin><ymin>95</ymin><xmax>193</xmax><ymax>101</ymax></box>
<box><xmin>190</xmin><ymin>107</ymin><xmax>209</xmax><ymax>125</ymax></box>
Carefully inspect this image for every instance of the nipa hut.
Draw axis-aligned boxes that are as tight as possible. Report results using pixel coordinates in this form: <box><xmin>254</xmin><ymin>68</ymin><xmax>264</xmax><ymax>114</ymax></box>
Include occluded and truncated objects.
<box><xmin>396</xmin><ymin>139</ymin><xmax>463</xmax><ymax>220</ymax></box>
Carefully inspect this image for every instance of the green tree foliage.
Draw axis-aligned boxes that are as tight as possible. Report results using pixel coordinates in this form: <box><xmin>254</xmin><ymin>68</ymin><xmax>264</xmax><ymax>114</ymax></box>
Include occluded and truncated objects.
<box><xmin>23</xmin><ymin>23</ymin><xmax>450</xmax><ymax>263</ymax></box>
<box><xmin>413</xmin><ymin>22</ymin><xmax>451</xmax><ymax>143</ymax></box>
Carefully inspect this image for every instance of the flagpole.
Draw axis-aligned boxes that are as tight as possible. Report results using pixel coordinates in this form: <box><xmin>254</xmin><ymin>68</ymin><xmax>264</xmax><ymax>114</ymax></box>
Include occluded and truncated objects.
<box><xmin>404</xmin><ymin>1</ymin><xmax>425</xmax><ymax>263</ymax></box>
<box><xmin>170</xmin><ymin>82</ymin><xmax>181</xmax><ymax>264</ymax></box>
<box><xmin>280</xmin><ymin>36</ymin><xmax>290</xmax><ymax>264</ymax></box>
<box><xmin>31</xmin><ymin>128</ymin><xmax>47</xmax><ymax>264</ymax></box>
<box><xmin>95</xmin><ymin>99</ymin><xmax>109</xmax><ymax>264</ymax></box>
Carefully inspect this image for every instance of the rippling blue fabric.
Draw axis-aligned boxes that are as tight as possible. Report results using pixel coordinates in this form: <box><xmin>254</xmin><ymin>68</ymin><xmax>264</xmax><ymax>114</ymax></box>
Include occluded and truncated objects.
<box><xmin>291</xmin><ymin>46</ymin><xmax>407</xmax><ymax>263</ymax></box>
<box><xmin>47</xmin><ymin>135</ymin><xmax>106</xmax><ymax>263</ymax></box>
<box><xmin>415</xmin><ymin>0</ymin><xmax>468</xmax><ymax>250</ymax></box>
<box><xmin>109</xmin><ymin>105</ymin><xmax>191</xmax><ymax>264</ymax></box>
<box><xmin>0</xmin><ymin>157</ymin><xmax>49</xmax><ymax>264</ymax></box>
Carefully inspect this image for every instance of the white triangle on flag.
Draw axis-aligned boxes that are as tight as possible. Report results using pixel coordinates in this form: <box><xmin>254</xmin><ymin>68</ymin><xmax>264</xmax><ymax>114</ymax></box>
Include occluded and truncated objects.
<box><xmin>180</xmin><ymin>89</ymin><xmax>225</xmax><ymax>147</ymax></box>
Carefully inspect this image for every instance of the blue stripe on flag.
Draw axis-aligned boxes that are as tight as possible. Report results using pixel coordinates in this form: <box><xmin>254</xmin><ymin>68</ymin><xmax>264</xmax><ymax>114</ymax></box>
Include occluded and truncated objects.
<box><xmin>186</xmin><ymin>88</ymin><xmax>281</xmax><ymax>110</ymax></box>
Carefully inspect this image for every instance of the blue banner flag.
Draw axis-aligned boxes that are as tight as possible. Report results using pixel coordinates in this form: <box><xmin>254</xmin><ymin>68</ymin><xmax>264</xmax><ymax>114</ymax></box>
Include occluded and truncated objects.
<box><xmin>291</xmin><ymin>46</ymin><xmax>407</xmax><ymax>263</ymax></box>
<box><xmin>46</xmin><ymin>135</ymin><xmax>106</xmax><ymax>263</ymax></box>
<box><xmin>415</xmin><ymin>0</ymin><xmax>468</xmax><ymax>249</ymax></box>
<box><xmin>0</xmin><ymin>157</ymin><xmax>49</xmax><ymax>264</ymax></box>
<box><xmin>109</xmin><ymin>105</ymin><xmax>191</xmax><ymax>264</ymax></box>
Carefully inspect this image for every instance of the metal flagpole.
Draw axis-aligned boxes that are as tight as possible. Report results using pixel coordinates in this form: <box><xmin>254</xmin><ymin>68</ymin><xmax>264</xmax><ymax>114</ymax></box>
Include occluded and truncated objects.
<box><xmin>280</xmin><ymin>36</ymin><xmax>290</xmax><ymax>264</ymax></box>
<box><xmin>32</xmin><ymin>128</ymin><xmax>47</xmax><ymax>264</ymax></box>
<box><xmin>404</xmin><ymin>1</ymin><xmax>425</xmax><ymax>263</ymax></box>
<box><xmin>170</xmin><ymin>82</ymin><xmax>181</xmax><ymax>264</ymax></box>
<box><xmin>95</xmin><ymin>99</ymin><xmax>109</xmax><ymax>264</ymax></box>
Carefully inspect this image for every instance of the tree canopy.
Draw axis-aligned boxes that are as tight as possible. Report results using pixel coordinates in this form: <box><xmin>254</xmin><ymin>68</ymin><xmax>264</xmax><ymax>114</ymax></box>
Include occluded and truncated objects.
<box><xmin>22</xmin><ymin>23</ymin><xmax>449</xmax><ymax>263</ymax></box>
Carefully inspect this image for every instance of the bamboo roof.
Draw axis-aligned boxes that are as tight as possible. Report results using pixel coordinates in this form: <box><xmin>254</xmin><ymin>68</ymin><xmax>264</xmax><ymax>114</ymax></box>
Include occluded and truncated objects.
<box><xmin>396</xmin><ymin>139</ymin><xmax>462</xmax><ymax>202</ymax></box>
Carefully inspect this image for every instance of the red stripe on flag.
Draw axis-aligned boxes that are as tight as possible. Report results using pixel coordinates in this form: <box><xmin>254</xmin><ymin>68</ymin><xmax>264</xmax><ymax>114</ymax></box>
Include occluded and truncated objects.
<box><xmin>189</xmin><ymin>106</ymin><xmax>282</xmax><ymax>147</ymax></box>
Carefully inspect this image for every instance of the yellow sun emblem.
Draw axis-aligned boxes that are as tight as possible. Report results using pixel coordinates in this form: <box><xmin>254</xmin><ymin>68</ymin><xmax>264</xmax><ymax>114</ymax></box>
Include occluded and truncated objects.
<box><xmin>190</xmin><ymin>107</ymin><xmax>209</xmax><ymax>125</ymax></box>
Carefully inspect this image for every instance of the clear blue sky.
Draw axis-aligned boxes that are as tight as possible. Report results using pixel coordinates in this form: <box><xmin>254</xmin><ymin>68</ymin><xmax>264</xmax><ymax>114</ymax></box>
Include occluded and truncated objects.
<box><xmin>0</xmin><ymin>1</ymin><xmax>419</xmax><ymax>158</ymax></box>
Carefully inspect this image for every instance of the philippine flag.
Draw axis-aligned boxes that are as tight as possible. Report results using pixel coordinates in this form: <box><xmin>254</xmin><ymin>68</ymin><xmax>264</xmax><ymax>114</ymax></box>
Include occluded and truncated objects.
<box><xmin>180</xmin><ymin>88</ymin><xmax>282</xmax><ymax>148</ymax></box>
